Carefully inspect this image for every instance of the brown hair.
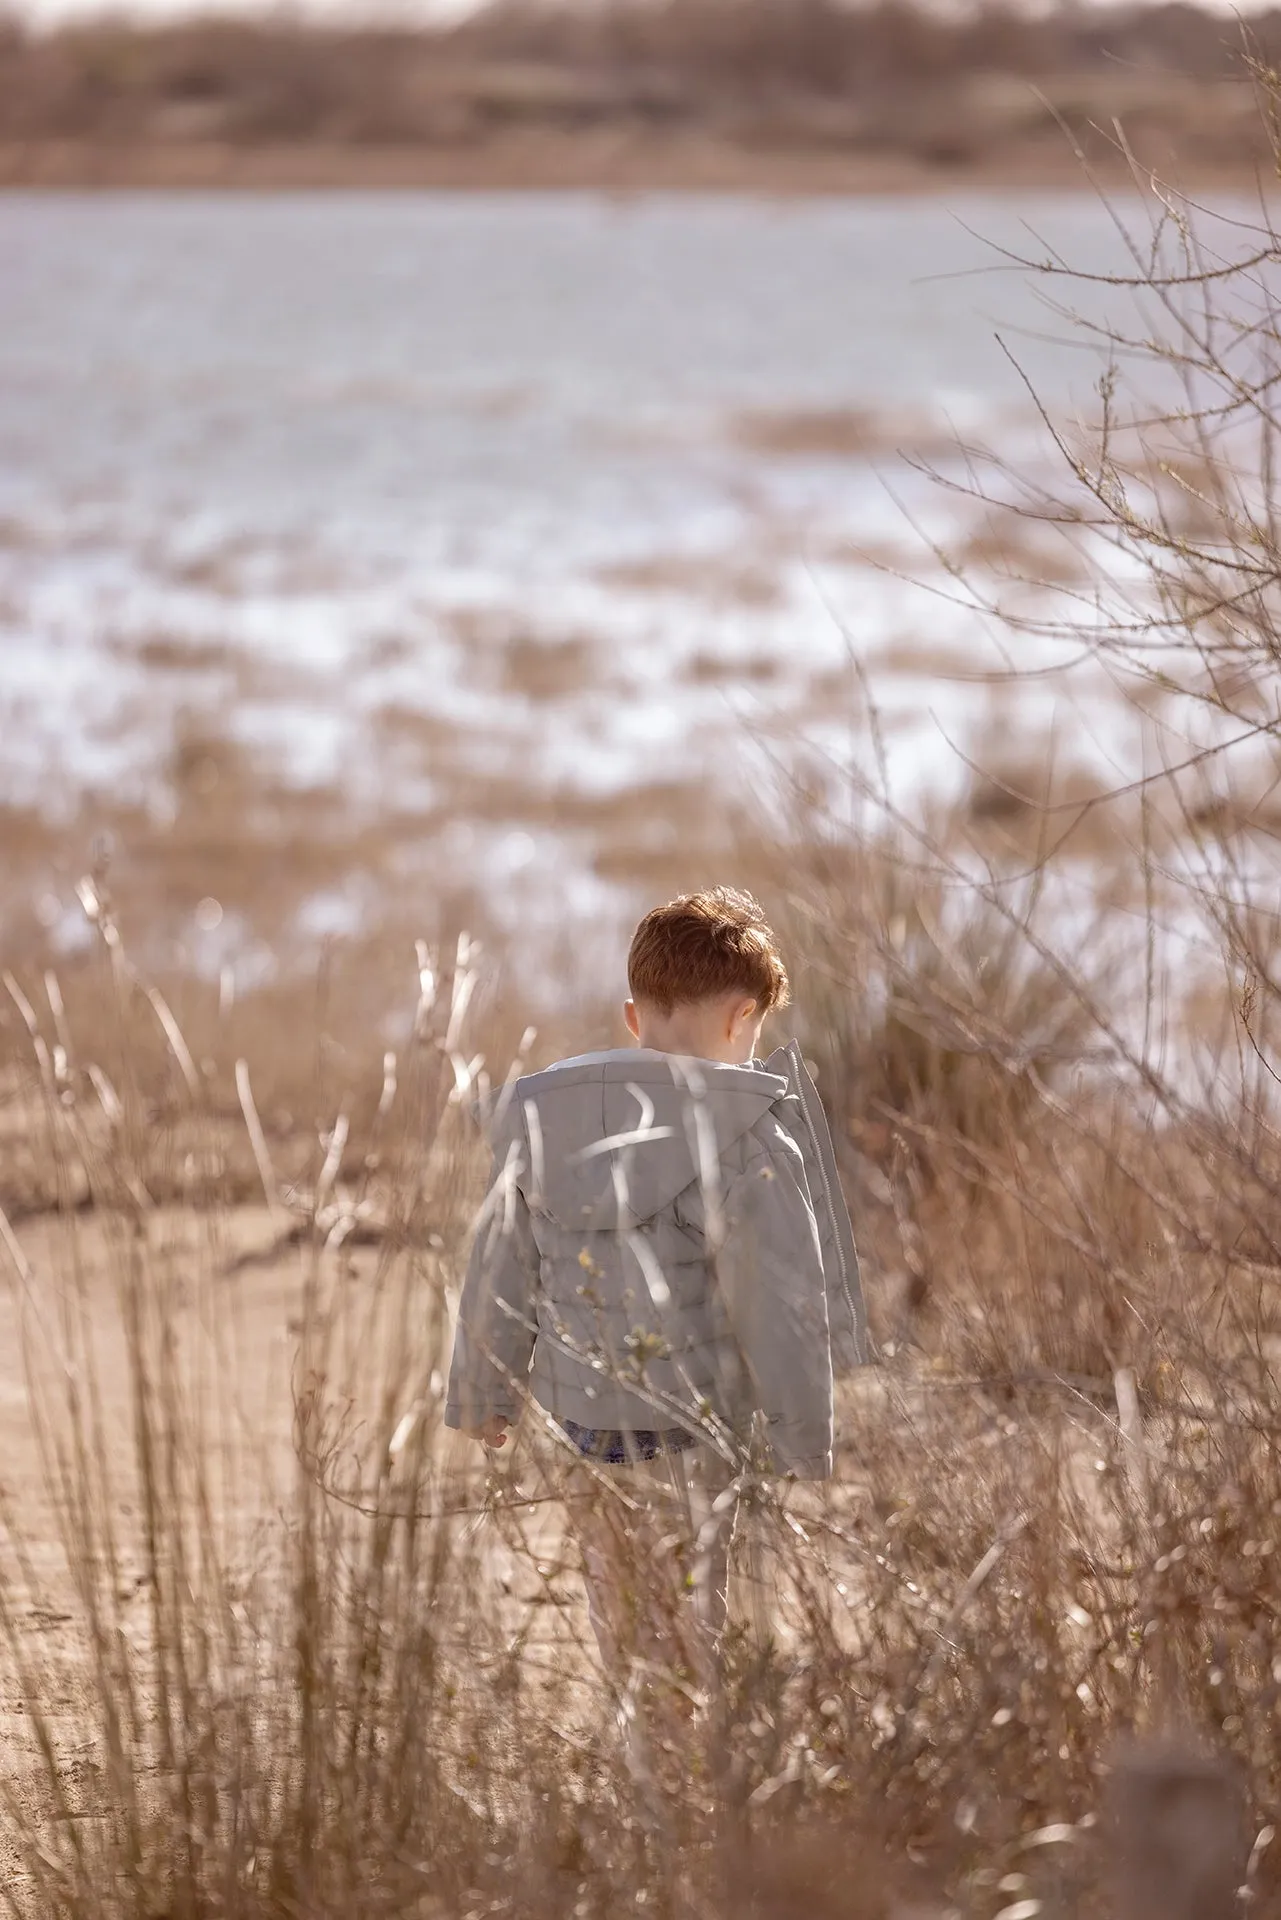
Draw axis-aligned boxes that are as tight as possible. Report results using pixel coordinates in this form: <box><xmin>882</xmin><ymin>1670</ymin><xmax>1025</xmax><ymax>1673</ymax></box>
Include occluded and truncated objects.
<box><xmin>627</xmin><ymin>888</ymin><xmax>791</xmax><ymax>1016</ymax></box>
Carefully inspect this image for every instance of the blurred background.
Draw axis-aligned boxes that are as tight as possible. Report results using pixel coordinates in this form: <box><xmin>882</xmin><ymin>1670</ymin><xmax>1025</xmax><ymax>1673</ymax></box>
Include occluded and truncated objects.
<box><xmin>0</xmin><ymin>0</ymin><xmax>1271</xmax><ymax>1041</ymax></box>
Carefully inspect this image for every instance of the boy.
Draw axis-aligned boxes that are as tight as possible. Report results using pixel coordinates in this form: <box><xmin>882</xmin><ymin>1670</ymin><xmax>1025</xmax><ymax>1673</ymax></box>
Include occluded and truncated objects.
<box><xmin>445</xmin><ymin>887</ymin><xmax>865</xmax><ymax>1698</ymax></box>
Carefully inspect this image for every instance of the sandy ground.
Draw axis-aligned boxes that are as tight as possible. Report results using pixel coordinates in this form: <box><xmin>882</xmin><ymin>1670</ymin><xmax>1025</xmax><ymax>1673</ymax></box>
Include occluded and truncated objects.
<box><xmin>0</xmin><ymin>1207</ymin><xmax>307</xmax><ymax>1740</ymax></box>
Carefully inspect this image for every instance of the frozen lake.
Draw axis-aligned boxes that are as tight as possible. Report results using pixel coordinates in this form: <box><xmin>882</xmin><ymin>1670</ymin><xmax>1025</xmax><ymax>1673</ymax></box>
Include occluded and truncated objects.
<box><xmin>0</xmin><ymin>188</ymin><xmax>1262</xmax><ymax>973</ymax></box>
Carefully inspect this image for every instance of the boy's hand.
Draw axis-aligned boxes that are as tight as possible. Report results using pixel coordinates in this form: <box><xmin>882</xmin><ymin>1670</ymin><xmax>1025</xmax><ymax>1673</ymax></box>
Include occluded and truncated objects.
<box><xmin>462</xmin><ymin>1415</ymin><xmax>510</xmax><ymax>1450</ymax></box>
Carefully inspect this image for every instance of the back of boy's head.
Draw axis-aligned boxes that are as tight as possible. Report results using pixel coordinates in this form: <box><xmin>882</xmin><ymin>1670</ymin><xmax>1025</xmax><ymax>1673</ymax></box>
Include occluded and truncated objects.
<box><xmin>628</xmin><ymin>888</ymin><xmax>791</xmax><ymax>1017</ymax></box>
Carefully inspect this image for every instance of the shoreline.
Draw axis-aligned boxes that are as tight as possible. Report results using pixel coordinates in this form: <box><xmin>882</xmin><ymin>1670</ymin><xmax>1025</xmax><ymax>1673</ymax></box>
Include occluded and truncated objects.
<box><xmin>0</xmin><ymin>134</ymin><xmax>1267</xmax><ymax>196</ymax></box>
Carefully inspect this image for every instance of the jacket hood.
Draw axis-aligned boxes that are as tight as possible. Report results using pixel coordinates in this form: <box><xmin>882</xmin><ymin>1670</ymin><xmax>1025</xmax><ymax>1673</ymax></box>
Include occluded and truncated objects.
<box><xmin>483</xmin><ymin>1049</ymin><xmax>787</xmax><ymax>1230</ymax></box>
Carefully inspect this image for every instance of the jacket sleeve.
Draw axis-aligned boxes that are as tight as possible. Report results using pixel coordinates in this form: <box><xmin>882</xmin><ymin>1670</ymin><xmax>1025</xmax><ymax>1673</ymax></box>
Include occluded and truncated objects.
<box><xmin>715</xmin><ymin>1136</ymin><xmax>835</xmax><ymax>1480</ymax></box>
<box><xmin>444</xmin><ymin>1154</ymin><xmax>540</xmax><ymax>1430</ymax></box>
<box><xmin>773</xmin><ymin>1052</ymin><xmax>868</xmax><ymax>1374</ymax></box>
<box><xmin>813</xmin><ymin>1176</ymin><xmax>865</xmax><ymax>1375</ymax></box>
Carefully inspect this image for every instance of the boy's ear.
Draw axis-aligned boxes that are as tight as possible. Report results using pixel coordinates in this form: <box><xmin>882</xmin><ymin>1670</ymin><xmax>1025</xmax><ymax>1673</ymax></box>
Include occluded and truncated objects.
<box><xmin>624</xmin><ymin>999</ymin><xmax>640</xmax><ymax>1039</ymax></box>
<box><xmin>729</xmin><ymin>997</ymin><xmax>760</xmax><ymax>1038</ymax></box>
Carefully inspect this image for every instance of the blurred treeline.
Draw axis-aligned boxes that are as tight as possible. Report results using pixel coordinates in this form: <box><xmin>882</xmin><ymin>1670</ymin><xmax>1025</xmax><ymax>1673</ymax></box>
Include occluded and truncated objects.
<box><xmin>0</xmin><ymin>0</ymin><xmax>1269</xmax><ymax>172</ymax></box>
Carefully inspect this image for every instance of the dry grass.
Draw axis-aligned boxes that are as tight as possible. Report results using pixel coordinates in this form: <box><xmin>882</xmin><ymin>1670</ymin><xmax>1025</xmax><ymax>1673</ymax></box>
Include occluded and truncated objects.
<box><xmin>685</xmin><ymin>647</ymin><xmax>783</xmax><ymax>685</ymax></box>
<box><xmin>109</xmin><ymin>635</ymin><xmax>245</xmax><ymax>677</ymax></box>
<box><xmin>960</xmin><ymin>753</ymin><xmax>1130</xmax><ymax>860</ymax></box>
<box><xmin>2</xmin><ymin>768</ymin><xmax>1281</xmax><ymax>1915</ymax></box>
<box><xmin>447</xmin><ymin>614</ymin><xmax>603</xmax><ymax>704</ymax></box>
<box><xmin>595</xmin><ymin>553</ymin><xmax>785</xmax><ymax>612</ymax></box>
<box><xmin>729</xmin><ymin>408</ymin><xmax>951</xmax><ymax>462</ymax></box>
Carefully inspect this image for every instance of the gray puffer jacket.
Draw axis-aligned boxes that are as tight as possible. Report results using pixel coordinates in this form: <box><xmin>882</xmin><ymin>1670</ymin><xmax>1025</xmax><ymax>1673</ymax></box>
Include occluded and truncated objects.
<box><xmin>444</xmin><ymin>1042</ymin><xmax>866</xmax><ymax>1479</ymax></box>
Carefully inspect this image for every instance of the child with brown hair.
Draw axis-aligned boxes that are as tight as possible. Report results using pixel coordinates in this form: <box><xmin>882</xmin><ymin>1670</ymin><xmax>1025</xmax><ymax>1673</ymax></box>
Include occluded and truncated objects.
<box><xmin>445</xmin><ymin>887</ymin><xmax>864</xmax><ymax>1716</ymax></box>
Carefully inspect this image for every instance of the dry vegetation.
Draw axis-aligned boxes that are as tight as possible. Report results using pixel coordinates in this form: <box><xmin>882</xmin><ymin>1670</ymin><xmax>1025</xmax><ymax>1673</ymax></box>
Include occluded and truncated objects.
<box><xmin>4</xmin><ymin>780</ymin><xmax>1281</xmax><ymax>1917</ymax></box>
<box><xmin>8</xmin><ymin>103</ymin><xmax>1281</xmax><ymax>1920</ymax></box>
<box><xmin>0</xmin><ymin>0</ymin><xmax>1274</xmax><ymax>188</ymax></box>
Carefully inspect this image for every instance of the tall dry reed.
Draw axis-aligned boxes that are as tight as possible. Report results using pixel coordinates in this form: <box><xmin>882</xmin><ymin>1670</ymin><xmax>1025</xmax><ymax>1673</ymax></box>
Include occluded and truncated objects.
<box><xmin>3</xmin><ymin>800</ymin><xmax>1281</xmax><ymax>1917</ymax></box>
